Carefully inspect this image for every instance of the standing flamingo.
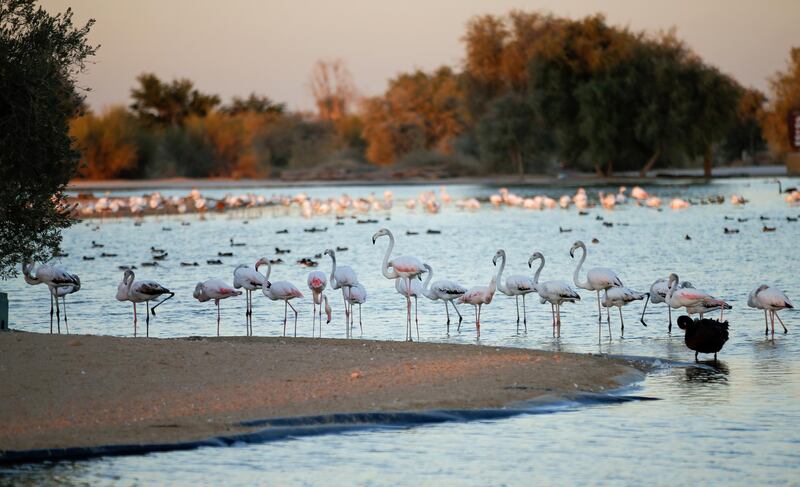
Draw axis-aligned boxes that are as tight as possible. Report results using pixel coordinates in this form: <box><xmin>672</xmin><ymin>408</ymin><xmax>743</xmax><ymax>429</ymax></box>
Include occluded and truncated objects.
<box><xmin>119</xmin><ymin>269</ymin><xmax>173</xmax><ymax>337</ymax></box>
<box><xmin>23</xmin><ymin>262</ymin><xmax>80</xmax><ymax>334</ymax></box>
<box><xmin>458</xmin><ymin>250</ymin><xmax>503</xmax><ymax>338</ymax></box>
<box><xmin>324</xmin><ymin>249</ymin><xmax>358</xmax><ymax>328</ymax></box>
<box><xmin>640</xmin><ymin>276</ymin><xmax>694</xmax><ymax>332</ymax></box>
<box><xmin>193</xmin><ymin>278</ymin><xmax>242</xmax><ymax>336</ymax></box>
<box><xmin>260</xmin><ymin>260</ymin><xmax>303</xmax><ymax>337</ymax></box>
<box><xmin>665</xmin><ymin>273</ymin><xmax>731</xmax><ymax>322</ymax></box>
<box><xmin>529</xmin><ymin>252</ymin><xmax>580</xmax><ymax>338</ymax></box>
<box><xmin>601</xmin><ymin>287</ymin><xmax>648</xmax><ymax>338</ymax></box>
<box><xmin>748</xmin><ymin>284</ymin><xmax>793</xmax><ymax>336</ymax></box>
<box><xmin>395</xmin><ymin>263</ymin><xmax>433</xmax><ymax>340</ymax></box>
<box><xmin>344</xmin><ymin>284</ymin><xmax>367</xmax><ymax>334</ymax></box>
<box><xmin>570</xmin><ymin>240</ymin><xmax>623</xmax><ymax>336</ymax></box>
<box><xmin>307</xmin><ymin>270</ymin><xmax>328</xmax><ymax>334</ymax></box>
<box><xmin>421</xmin><ymin>267</ymin><xmax>467</xmax><ymax>334</ymax></box>
<box><xmin>497</xmin><ymin>251</ymin><xmax>536</xmax><ymax>333</ymax></box>
<box><xmin>372</xmin><ymin>228</ymin><xmax>427</xmax><ymax>341</ymax></box>
<box><xmin>234</xmin><ymin>260</ymin><xmax>268</xmax><ymax>336</ymax></box>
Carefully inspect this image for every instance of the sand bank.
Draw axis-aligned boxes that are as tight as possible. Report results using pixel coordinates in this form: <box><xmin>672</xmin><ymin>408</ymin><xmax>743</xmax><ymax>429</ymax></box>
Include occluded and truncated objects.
<box><xmin>0</xmin><ymin>332</ymin><xmax>641</xmax><ymax>457</ymax></box>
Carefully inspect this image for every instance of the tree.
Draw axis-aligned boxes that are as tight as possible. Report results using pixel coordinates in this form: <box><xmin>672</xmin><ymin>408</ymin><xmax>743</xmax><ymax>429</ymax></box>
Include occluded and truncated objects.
<box><xmin>0</xmin><ymin>0</ymin><xmax>96</xmax><ymax>278</ymax></box>
<box><xmin>309</xmin><ymin>59</ymin><xmax>356</xmax><ymax>123</ymax></box>
<box><xmin>70</xmin><ymin>107</ymin><xmax>141</xmax><ymax>179</ymax></box>
<box><xmin>130</xmin><ymin>73</ymin><xmax>220</xmax><ymax>126</ymax></box>
<box><xmin>762</xmin><ymin>47</ymin><xmax>800</xmax><ymax>156</ymax></box>
<box><xmin>221</xmin><ymin>93</ymin><xmax>285</xmax><ymax>116</ymax></box>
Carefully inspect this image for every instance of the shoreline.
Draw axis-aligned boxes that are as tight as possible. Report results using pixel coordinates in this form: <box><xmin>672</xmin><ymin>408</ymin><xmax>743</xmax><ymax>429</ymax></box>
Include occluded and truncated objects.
<box><xmin>0</xmin><ymin>332</ymin><xmax>643</xmax><ymax>462</ymax></box>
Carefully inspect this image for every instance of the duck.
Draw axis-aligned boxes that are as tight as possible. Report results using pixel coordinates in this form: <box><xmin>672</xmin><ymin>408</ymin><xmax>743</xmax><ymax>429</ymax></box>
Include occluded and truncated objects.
<box><xmin>677</xmin><ymin>315</ymin><xmax>729</xmax><ymax>362</ymax></box>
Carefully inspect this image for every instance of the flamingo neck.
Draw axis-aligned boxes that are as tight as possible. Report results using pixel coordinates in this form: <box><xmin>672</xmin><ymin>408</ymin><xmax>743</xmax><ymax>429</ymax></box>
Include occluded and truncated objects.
<box><xmin>328</xmin><ymin>252</ymin><xmax>337</xmax><ymax>287</ymax></box>
<box><xmin>572</xmin><ymin>246</ymin><xmax>589</xmax><ymax>289</ymax></box>
<box><xmin>494</xmin><ymin>253</ymin><xmax>506</xmax><ymax>292</ymax></box>
<box><xmin>263</xmin><ymin>262</ymin><xmax>272</xmax><ymax>282</ymax></box>
<box><xmin>380</xmin><ymin>233</ymin><xmax>399</xmax><ymax>279</ymax></box>
<box><xmin>420</xmin><ymin>265</ymin><xmax>434</xmax><ymax>298</ymax></box>
<box><xmin>126</xmin><ymin>271</ymin><xmax>135</xmax><ymax>295</ymax></box>
<box><xmin>533</xmin><ymin>256</ymin><xmax>545</xmax><ymax>285</ymax></box>
<box><xmin>666</xmin><ymin>277</ymin><xmax>678</xmax><ymax>303</ymax></box>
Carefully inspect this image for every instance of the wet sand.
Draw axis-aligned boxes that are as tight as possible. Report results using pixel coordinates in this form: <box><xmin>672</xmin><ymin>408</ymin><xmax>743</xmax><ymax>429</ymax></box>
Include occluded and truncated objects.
<box><xmin>0</xmin><ymin>332</ymin><xmax>640</xmax><ymax>453</ymax></box>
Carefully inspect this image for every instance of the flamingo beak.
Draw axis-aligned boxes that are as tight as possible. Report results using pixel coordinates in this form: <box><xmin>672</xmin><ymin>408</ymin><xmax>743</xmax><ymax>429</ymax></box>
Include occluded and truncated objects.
<box><xmin>569</xmin><ymin>249</ymin><xmax>575</xmax><ymax>258</ymax></box>
<box><xmin>372</xmin><ymin>237</ymin><xmax>376</xmax><ymax>244</ymax></box>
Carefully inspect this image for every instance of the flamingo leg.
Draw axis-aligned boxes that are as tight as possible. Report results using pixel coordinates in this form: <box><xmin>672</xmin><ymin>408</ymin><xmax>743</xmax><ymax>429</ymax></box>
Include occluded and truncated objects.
<box><xmin>146</xmin><ymin>301</ymin><xmax>150</xmax><ymax>338</ymax></box>
<box><xmin>764</xmin><ymin>309</ymin><xmax>769</xmax><ymax>335</ymax></box>
<box><xmin>444</xmin><ymin>301</ymin><xmax>450</xmax><ymax>334</ymax></box>
<box><xmin>49</xmin><ymin>292</ymin><xmax>54</xmax><ymax>334</ymax></box>
<box><xmin>358</xmin><ymin>303</ymin><xmax>362</xmax><ymax>332</ymax></box>
<box><xmin>54</xmin><ymin>290</ymin><xmax>61</xmax><ymax>334</ymax></box>
<box><xmin>607</xmin><ymin>307</ymin><xmax>612</xmax><ymax>338</ymax></box>
<box><xmin>522</xmin><ymin>294</ymin><xmax>527</xmax><ymax>332</ymax></box>
<box><xmin>639</xmin><ymin>293</ymin><xmax>650</xmax><ymax>327</ymax></box>
<box><xmin>452</xmin><ymin>301</ymin><xmax>463</xmax><ymax>327</ymax></box>
<box><xmin>550</xmin><ymin>303</ymin><xmax>555</xmax><ymax>336</ymax></box>
<box><xmin>342</xmin><ymin>291</ymin><xmax>349</xmax><ymax>337</ymax></box>
<box><xmin>63</xmin><ymin>297</ymin><xmax>69</xmax><ymax>335</ymax></box>
<box><xmin>216</xmin><ymin>301</ymin><xmax>221</xmax><ymax>337</ymax></box>
<box><xmin>770</xmin><ymin>310</ymin><xmax>775</xmax><ymax>338</ymax></box>
<box><xmin>515</xmin><ymin>295</ymin><xmax>520</xmax><ymax>333</ymax></box>
<box><xmin>774</xmin><ymin>311</ymin><xmax>789</xmax><ymax>333</ymax></box>
<box><xmin>557</xmin><ymin>303</ymin><xmax>562</xmax><ymax>338</ymax></box>
<box><xmin>476</xmin><ymin>304</ymin><xmax>482</xmax><ymax>339</ymax></box>
<box><xmin>312</xmin><ymin>298</ymin><xmax>317</xmax><ymax>336</ymax></box>
<box><xmin>596</xmin><ymin>290</ymin><xmax>602</xmax><ymax>323</ymax></box>
<box><xmin>133</xmin><ymin>302</ymin><xmax>137</xmax><ymax>337</ymax></box>
<box><xmin>414</xmin><ymin>295</ymin><xmax>419</xmax><ymax>341</ymax></box>
<box><xmin>283</xmin><ymin>300</ymin><xmax>288</xmax><ymax>336</ymax></box>
<box><xmin>287</xmin><ymin>301</ymin><xmax>298</xmax><ymax>337</ymax></box>
<box><xmin>668</xmin><ymin>305</ymin><xmax>672</xmax><ymax>333</ymax></box>
<box><xmin>619</xmin><ymin>307</ymin><xmax>624</xmax><ymax>337</ymax></box>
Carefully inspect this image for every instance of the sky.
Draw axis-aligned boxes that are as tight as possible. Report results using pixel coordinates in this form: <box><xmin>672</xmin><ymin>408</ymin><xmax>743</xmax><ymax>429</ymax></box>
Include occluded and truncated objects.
<box><xmin>44</xmin><ymin>0</ymin><xmax>800</xmax><ymax>113</ymax></box>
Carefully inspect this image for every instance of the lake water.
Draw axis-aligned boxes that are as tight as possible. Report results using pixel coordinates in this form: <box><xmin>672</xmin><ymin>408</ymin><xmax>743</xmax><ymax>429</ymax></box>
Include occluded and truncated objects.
<box><xmin>2</xmin><ymin>178</ymin><xmax>799</xmax><ymax>485</ymax></box>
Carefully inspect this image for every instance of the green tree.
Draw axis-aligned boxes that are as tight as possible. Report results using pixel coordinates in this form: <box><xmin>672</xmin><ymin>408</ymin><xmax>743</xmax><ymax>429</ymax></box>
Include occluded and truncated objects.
<box><xmin>130</xmin><ymin>73</ymin><xmax>220</xmax><ymax>126</ymax></box>
<box><xmin>222</xmin><ymin>93</ymin><xmax>285</xmax><ymax>115</ymax></box>
<box><xmin>0</xmin><ymin>0</ymin><xmax>96</xmax><ymax>278</ymax></box>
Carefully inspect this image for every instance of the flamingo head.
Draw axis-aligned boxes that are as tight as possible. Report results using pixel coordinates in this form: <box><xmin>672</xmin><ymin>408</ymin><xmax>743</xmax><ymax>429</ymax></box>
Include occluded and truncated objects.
<box><xmin>323</xmin><ymin>248</ymin><xmax>334</xmax><ymax>257</ymax></box>
<box><xmin>193</xmin><ymin>282</ymin><xmax>208</xmax><ymax>301</ymax></box>
<box><xmin>264</xmin><ymin>280</ymin><xmax>272</xmax><ymax>289</ymax></box>
<box><xmin>372</xmin><ymin>228</ymin><xmax>390</xmax><ymax>244</ymax></box>
<box><xmin>323</xmin><ymin>294</ymin><xmax>332</xmax><ymax>323</ymax></box>
<box><xmin>668</xmin><ymin>273</ymin><xmax>679</xmax><ymax>288</ymax></box>
<box><xmin>569</xmin><ymin>241</ymin><xmax>584</xmax><ymax>258</ymax></box>
<box><xmin>492</xmin><ymin>249</ymin><xmax>505</xmax><ymax>266</ymax></box>
<box><xmin>123</xmin><ymin>268</ymin><xmax>134</xmax><ymax>283</ymax></box>
<box><xmin>255</xmin><ymin>257</ymin><xmax>269</xmax><ymax>271</ymax></box>
<box><xmin>528</xmin><ymin>252</ymin><xmax>544</xmax><ymax>268</ymax></box>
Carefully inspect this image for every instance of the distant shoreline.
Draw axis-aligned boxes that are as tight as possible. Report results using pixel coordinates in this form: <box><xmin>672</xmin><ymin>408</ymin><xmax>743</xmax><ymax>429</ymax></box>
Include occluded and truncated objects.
<box><xmin>67</xmin><ymin>165</ymin><xmax>788</xmax><ymax>192</ymax></box>
<box><xmin>0</xmin><ymin>332</ymin><xmax>640</xmax><ymax>461</ymax></box>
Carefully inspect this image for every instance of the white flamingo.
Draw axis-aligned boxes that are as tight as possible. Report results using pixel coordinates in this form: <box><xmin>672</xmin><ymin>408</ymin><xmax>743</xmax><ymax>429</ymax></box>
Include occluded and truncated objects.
<box><xmin>324</xmin><ymin>249</ymin><xmax>358</xmax><ymax>331</ymax></box>
<box><xmin>570</xmin><ymin>240</ymin><xmax>623</xmax><ymax>333</ymax></box>
<box><xmin>601</xmin><ymin>287</ymin><xmax>648</xmax><ymax>338</ymax></box>
<box><xmin>23</xmin><ymin>262</ymin><xmax>80</xmax><ymax>334</ymax></box>
<box><xmin>193</xmin><ymin>278</ymin><xmax>242</xmax><ymax>336</ymax></box>
<box><xmin>260</xmin><ymin>260</ymin><xmax>303</xmax><ymax>337</ymax></box>
<box><xmin>421</xmin><ymin>268</ymin><xmax>467</xmax><ymax>334</ymax></box>
<box><xmin>748</xmin><ymin>284</ymin><xmax>793</xmax><ymax>336</ymax></box>
<box><xmin>497</xmin><ymin>250</ymin><xmax>536</xmax><ymax>333</ymax></box>
<box><xmin>119</xmin><ymin>269</ymin><xmax>173</xmax><ymax>337</ymax></box>
<box><xmin>372</xmin><ymin>228</ymin><xmax>427</xmax><ymax>341</ymax></box>
<box><xmin>307</xmin><ymin>270</ymin><xmax>328</xmax><ymax>334</ymax></box>
<box><xmin>458</xmin><ymin>249</ymin><xmax>503</xmax><ymax>338</ymax></box>
<box><xmin>234</xmin><ymin>260</ymin><xmax>268</xmax><ymax>336</ymax></box>
<box><xmin>344</xmin><ymin>284</ymin><xmax>366</xmax><ymax>333</ymax></box>
<box><xmin>665</xmin><ymin>273</ymin><xmax>731</xmax><ymax>321</ymax></box>
<box><xmin>529</xmin><ymin>252</ymin><xmax>580</xmax><ymax>337</ymax></box>
<box><xmin>395</xmin><ymin>263</ymin><xmax>433</xmax><ymax>340</ymax></box>
<box><xmin>640</xmin><ymin>276</ymin><xmax>694</xmax><ymax>332</ymax></box>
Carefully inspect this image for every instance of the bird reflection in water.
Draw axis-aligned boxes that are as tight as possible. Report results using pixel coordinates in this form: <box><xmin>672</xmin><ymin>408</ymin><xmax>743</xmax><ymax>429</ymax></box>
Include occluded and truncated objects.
<box><xmin>685</xmin><ymin>361</ymin><xmax>730</xmax><ymax>384</ymax></box>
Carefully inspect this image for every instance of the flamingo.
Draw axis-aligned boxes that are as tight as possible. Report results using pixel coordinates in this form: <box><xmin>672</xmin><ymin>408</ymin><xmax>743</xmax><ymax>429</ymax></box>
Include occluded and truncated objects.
<box><xmin>372</xmin><ymin>228</ymin><xmax>427</xmax><ymax>341</ymax></box>
<box><xmin>395</xmin><ymin>263</ymin><xmax>433</xmax><ymax>340</ymax></box>
<box><xmin>601</xmin><ymin>287</ymin><xmax>648</xmax><ymax>338</ymax></box>
<box><xmin>324</xmin><ymin>249</ymin><xmax>358</xmax><ymax>329</ymax></box>
<box><xmin>497</xmin><ymin>250</ymin><xmax>535</xmax><ymax>333</ymax></box>
<box><xmin>316</xmin><ymin>292</ymin><xmax>333</xmax><ymax>336</ymax></box>
<box><xmin>193</xmin><ymin>278</ymin><xmax>242</xmax><ymax>336</ymax></box>
<box><xmin>307</xmin><ymin>270</ymin><xmax>328</xmax><ymax>334</ymax></box>
<box><xmin>570</xmin><ymin>240</ymin><xmax>623</xmax><ymax>334</ymax></box>
<box><xmin>458</xmin><ymin>249</ymin><xmax>503</xmax><ymax>338</ymax></box>
<box><xmin>119</xmin><ymin>269</ymin><xmax>173</xmax><ymax>337</ymax></box>
<box><xmin>260</xmin><ymin>260</ymin><xmax>303</xmax><ymax>337</ymax></box>
<box><xmin>23</xmin><ymin>262</ymin><xmax>80</xmax><ymax>334</ymax></box>
<box><xmin>665</xmin><ymin>273</ymin><xmax>731</xmax><ymax>322</ymax></box>
<box><xmin>420</xmin><ymin>267</ymin><xmax>467</xmax><ymax>334</ymax></box>
<box><xmin>234</xmin><ymin>260</ymin><xmax>268</xmax><ymax>336</ymax></box>
<box><xmin>748</xmin><ymin>284</ymin><xmax>793</xmax><ymax>336</ymax></box>
<box><xmin>344</xmin><ymin>284</ymin><xmax>366</xmax><ymax>333</ymax></box>
<box><xmin>640</xmin><ymin>277</ymin><xmax>694</xmax><ymax>332</ymax></box>
<box><xmin>529</xmin><ymin>252</ymin><xmax>580</xmax><ymax>338</ymax></box>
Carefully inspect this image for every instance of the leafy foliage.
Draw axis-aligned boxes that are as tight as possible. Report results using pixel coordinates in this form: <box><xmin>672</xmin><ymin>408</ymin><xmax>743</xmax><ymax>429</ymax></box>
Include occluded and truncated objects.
<box><xmin>762</xmin><ymin>48</ymin><xmax>800</xmax><ymax>156</ymax></box>
<box><xmin>130</xmin><ymin>73</ymin><xmax>220</xmax><ymax>126</ymax></box>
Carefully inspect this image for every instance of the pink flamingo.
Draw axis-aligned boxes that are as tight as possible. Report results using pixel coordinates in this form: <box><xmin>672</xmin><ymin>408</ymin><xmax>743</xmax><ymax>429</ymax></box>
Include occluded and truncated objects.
<box><xmin>234</xmin><ymin>260</ymin><xmax>268</xmax><ymax>336</ymax></box>
<box><xmin>395</xmin><ymin>263</ymin><xmax>433</xmax><ymax>340</ymax></box>
<box><xmin>458</xmin><ymin>250</ymin><xmax>504</xmax><ymax>338</ymax></box>
<box><xmin>372</xmin><ymin>228</ymin><xmax>427</xmax><ymax>341</ymax></box>
<box><xmin>260</xmin><ymin>260</ymin><xmax>303</xmax><ymax>337</ymax></box>
<box><xmin>23</xmin><ymin>262</ymin><xmax>80</xmax><ymax>334</ymax></box>
<box><xmin>307</xmin><ymin>270</ymin><xmax>328</xmax><ymax>335</ymax></box>
<box><xmin>344</xmin><ymin>283</ymin><xmax>367</xmax><ymax>333</ymax></box>
<box><xmin>118</xmin><ymin>269</ymin><xmax>173</xmax><ymax>337</ymax></box>
<box><xmin>193</xmin><ymin>278</ymin><xmax>242</xmax><ymax>336</ymax></box>
<box><xmin>497</xmin><ymin>250</ymin><xmax>535</xmax><ymax>333</ymax></box>
<box><xmin>665</xmin><ymin>273</ymin><xmax>731</xmax><ymax>322</ymax></box>
<box><xmin>529</xmin><ymin>252</ymin><xmax>580</xmax><ymax>337</ymax></box>
<box><xmin>570</xmin><ymin>240</ymin><xmax>623</xmax><ymax>337</ymax></box>
<box><xmin>324</xmin><ymin>249</ymin><xmax>358</xmax><ymax>330</ymax></box>
<box><xmin>748</xmin><ymin>284</ymin><xmax>793</xmax><ymax>337</ymax></box>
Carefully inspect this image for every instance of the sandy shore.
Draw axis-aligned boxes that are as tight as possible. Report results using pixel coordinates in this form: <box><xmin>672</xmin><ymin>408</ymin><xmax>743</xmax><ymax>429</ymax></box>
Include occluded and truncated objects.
<box><xmin>0</xmin><ymin>332</ymin><xmax>640</xmax><ymax>454</ymax></box>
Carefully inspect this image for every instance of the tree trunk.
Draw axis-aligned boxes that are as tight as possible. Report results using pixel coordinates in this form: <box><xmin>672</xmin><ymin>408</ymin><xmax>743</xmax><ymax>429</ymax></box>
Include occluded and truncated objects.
<box><xmin>605</xmin><ymin>159</ymin><xmax>613</xmax><ymax>177</ymax></box>
<box><xmin>594</xmin><ymin>162</ymin><xmax>604</xmax><ymax>176</ymax></box>
<box><xmin>703</xmin><ymin>145</ymin><xmax>713</xmax><ymax>178</ymax></box>
<box><xmin>640</xmin><ymin>149</ymin><xmax>661</xmax><ymax>177</ymax></box>
<box><xmin>514</xmin><ymin>148</ymin><xmax>525</xmax><ymax>180</ymax></box>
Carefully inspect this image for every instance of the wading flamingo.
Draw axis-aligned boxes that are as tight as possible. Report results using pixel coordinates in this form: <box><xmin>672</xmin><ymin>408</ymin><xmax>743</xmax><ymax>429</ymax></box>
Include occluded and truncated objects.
<box><xmin>260</xmin><ymin>260</ymin><xmax>302</xmax><ymax>337</ymax></box>
<box><xmin>307</xmin><ymin>270</ymin><xmax>328</xmax><ymax>334</ymax></box>
<box><xmin>498</xmin><ymin>250</ymin><xmax>536</xmax><ymax>333</ymax></box>
<box><xmin>640</xmin><ymin>277</ymin><xmax>694</xmax><ymax>331</ymax></box>
<box><xmin>458</xmin><ymin>250</ymin><xmax>503</xmax><ymax>338</ymax></box>
<box><xmin>529</xmin><ymin>252</ymin><xmax>580</xmax><ymax>338</ymax></box>
<box><xmin>193</xmin><ymin>278</ymin><xmax>242</xmax><ymax>336</ymax></box>
<box><xmin>748</xmin><ymin>284</ymin><xmax>793</xmax><ymax>336</ymax></box>
<box><xmin>344</xmin><ymin>284</ymin><xmax>366</xmax><ymax>334</ymax></box>
<box><xmin>119</xmin><ymin>269</ymin><xmax>173</xmax><ymax>337</ymax></box>
<box><xmin>570</xmin><ymin>240</ymin><xmax>623</xmax><ymax>334</ymax></box>
<box><xmin>395</xmin><ymin>263</ymin><xmax>433</xmax><ymax>340</ymax></box>
<box><xmin>372</xmin><ymin>228</ymin><xmax>427</xmax><ymax>341</ymax></box>
<box><xmin>601</xmin><ymin>287</ymin><xmax>648</xmax><ymax>338</ymax></box>
<box><xmin>421</xmin><ymin>267</ymin><xmax>467</xmax><ymax>334</ymax></box>
<box><xmin>324</xmin><ymin>249</ymin><xmax>358</xmax><ymax>327</ymax></box>
<box><xmin>23</xmin><ymin>262</ymin><xmax>80</xmax><ymax>334</ymax></box>
<box><xmin>234</xmin><ymin>260</ymin><xmax>267</xmax><ymax>336</ymax></box>
<box><xmin>666</xmin><ymin>273</ymin><xmax>731</xmax><ymax>322</ymax></box>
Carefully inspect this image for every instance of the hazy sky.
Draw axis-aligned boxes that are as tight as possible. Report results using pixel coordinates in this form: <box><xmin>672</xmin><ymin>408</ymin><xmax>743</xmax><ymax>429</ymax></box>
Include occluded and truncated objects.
<box><xmin>44</xmin><ymin>0</ymin><xmax>800</xmax><ymax>112</ymax></box>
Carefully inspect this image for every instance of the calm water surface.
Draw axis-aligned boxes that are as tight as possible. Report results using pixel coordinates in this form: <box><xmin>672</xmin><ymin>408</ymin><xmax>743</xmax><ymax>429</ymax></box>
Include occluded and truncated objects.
<box><xmin>2</xmin><ymin>178</ymin><xmax>799</xmax><ymax>485</ymax></box>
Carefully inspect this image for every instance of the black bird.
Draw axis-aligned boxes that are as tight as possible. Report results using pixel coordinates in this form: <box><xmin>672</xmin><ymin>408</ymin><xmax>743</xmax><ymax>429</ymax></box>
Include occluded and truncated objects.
<box><xmin>206</xmin><ymin>259</ymin><xmax>223</xmax><ymax>265</ymax></box>
<box><xmin>426</xmin><ymin>229</ymin><xmax>441</xmax><ymax>234</ymax></box>
<box><xmin>591</xmin><ymin>238</ymin><xmax>600</xmax><ymax>244</ymax></box>
<box><xmin>180</xmin><ymin>262</ymin><xmax>199</xmax><ymax>267</ymax></box>
<box><xmin>578</xmin><ymin>211</ymin><xmax>589</xmax><ymax>216</ymax></box>
<box><xmin>776</xmin><ymin>180</ymin><xmax>797</xmax><ymax>194</ymax></box>
<box><xmin>677</xmin><ymin>315</ymin><xmax>729</xmax><ymax>363</ymax></box>
<box><xmin>737</xmin><ymin>218</ymin><xmax>749</xmax><ymax>222</ymax></box>
<box><xmin>595</xmin><ymin>215</ymin><xmax>603</xmax><ymax>221</ymax></box>
<box><xmin>153</xmin><ymin>253</ymin><xmax>168</xmax><ymax>260</ymax></box>
<box><xmin>684</xmin><ymin>234</ymin><xmax>691</xmax><ymax>240</ymax></box>
<box><xmin>230</xmin><ymin>238</ymin><xmax>246</xmax><ymax>247</ymax></box>
<box><xmin>100</xmin><ymin>252</ymin><xmax>118</xmax><ymax>258</ymax></box>
<box><xmin>181</xmin><ymin>222</ymin><xmax>191</xmax><ymax>226</ymax></box>
<box><xmin>141</xmin><ymin>261</ymin><xmax>158</xmax><ymax>267</ymax></box>
<box><xmin>763</xmin><ymin>226</ymin><xmax>776</xmax><ymax>232</ymax></box>
<box><xmin>760</xmin><ymin>216</ymin><xmax>770</xmax><ymax>221</ymax></box>
<box><xmin>82</xmin><ymin>256</ymin><xmax>95</xmax><ymax>260</ymax></box>
<box><xmin>91</xmin><ymin>240</ymin><xmax>104</xmax><ymax>248</ymax></box>
<box><xmin>602</xmin><ymin>221</ymin><xmax>614</xmax><ymax>227</ymax></box>
<box><xmin>276</xmin><ymin>229</ymin><xmax>289</xmax><ymax>234</ymax></box>
<box><xmin>724</xmin><ymin>227</ymin><xmax>739</xmax><ymax>234</ymax></box>
<box><xmin>724</xmin><ymin>216</ymin><xmax>734</xmax><ymax>220</ymax></box>
<box><xmin>559</xmin><ymin>226</ymin><xmax>572</xmax><ymax>233</ymax></box>
<box><xmin>787</xmin><ymin>216</ymin><xmax>798</xmax><ymax>222</ymax></box>
<box><xmin>162</xmin><ymin>227</ymin><xmax>172</xmax><ymax>231</ymax></box>
<box><xmin>275</xmin><ymin>247</ymin><xmax>291</xmax><ymax>254</ymax></box>
<box><xmin>150</xmin><ymin>246</ymin><xmax>165</xmax><ymax>253</ymax></box>
<box><xmin>336</xmin><ymin>246</ymin><xmax>349</xmax><ymax>251</ymax></box>
<box><xmin>218</xmin><ymin>251</ymin><xmax>233</xmax><ymax>257</ymax></box>
<box><xmin>406</xmin><ymin>230</ymin><xmax>419</xmax><ymax>236</ymax></box>
<box><xmin>269</xmin><ymin>258</ymin><xmax>284</xmax><ymax>264</ymax></box>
